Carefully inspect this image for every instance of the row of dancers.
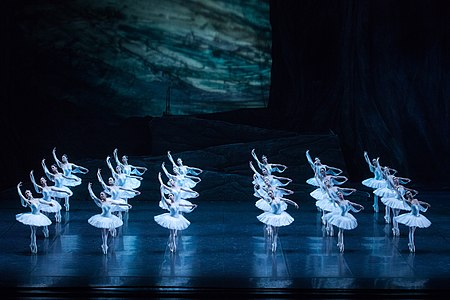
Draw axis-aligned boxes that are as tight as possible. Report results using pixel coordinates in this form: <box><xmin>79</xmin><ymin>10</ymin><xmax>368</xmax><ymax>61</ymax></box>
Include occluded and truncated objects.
<box><xmin>304</xmin><ymin>149</ymin><xmax>432</xmax><ymax>253</ymax></box>
<box><xmin>306</xmin><ymin>150</ymin><xmax>364</xmax><ymax>252</ymax></box>
<box><xmin>16</xmin><ymin>148</ymin><xmax>90</xmax><ymax>253</ymax></box>
<box><xmin>250</xmin><ymin>149</ymin><xmax>299</xmax><ymax>253</ymax></box>
<box><xmin>154</xmin><ymin>151</ymin><xmax>203</xmax><ymax>253</ymax></box>
<box><xmin>87</xmin><ymin>148</ymin><xmax>147</xmax><ymax>254</ymax></box>
<box><xmin>361</xmin><ymin>151</ymin><xmax>431</xmax><ymax>252</ymax></box>
<box><xmin>15</xmin><ymin>148</ymin><xmax>432</xmax><ymax>255</ymax></box>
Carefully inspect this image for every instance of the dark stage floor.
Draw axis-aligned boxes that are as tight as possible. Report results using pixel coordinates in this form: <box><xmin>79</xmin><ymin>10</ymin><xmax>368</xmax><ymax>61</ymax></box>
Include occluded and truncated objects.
<box><xmin>1</xmin><ymin>117</ymin><xmax>449</xmax><ymax>298</ymax></box>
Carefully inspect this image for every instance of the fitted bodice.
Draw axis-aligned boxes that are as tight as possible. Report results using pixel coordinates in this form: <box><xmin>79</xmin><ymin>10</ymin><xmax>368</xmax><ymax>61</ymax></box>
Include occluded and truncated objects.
<box><xmin>29</xmin><ymin>200</ymin><xmax>41</xmax><ymax>215</ymax></box>
<box><xmin>374</xmin><ymin>167</ymin><xmax>383</xmax><ymax>180</ymax></box>
<box><xmin>61</xmin><ymin>164</ymin><xmax>72</xmax><ymax>176</ymax></box>
<box><xmin>270</xmin><ymin>199</ymin><xmax>283</xmax><ymax>215</ymax></box>
<box><xmin>114</xmin><ymin>174</ymin><xmax>127</xmax><ymax>186</ymax></box>
<box><xmin>100</xmin><ymin>202</ymin><xmax>113</xmax><ymax>218</ymax></box>
<box><xmin>169</xmin><ymin>203</ymin><xmax>180</xmax><ymax>217</ymax></box>
<box><xmin>41</xmin><ymin>187</ymin><xmax>52</xmax><ymax>201</ymax></box>
<box><xmin>410</xmin><ymin>203</ymin><xmax>427</xmax><ymax>216</ymax></box>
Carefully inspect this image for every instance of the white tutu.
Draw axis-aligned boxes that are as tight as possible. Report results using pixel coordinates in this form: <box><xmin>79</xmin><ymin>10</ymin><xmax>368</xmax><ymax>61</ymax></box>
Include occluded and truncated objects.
<box><xmin>362</xmin><ymin>178</ymin><xmax>386</xmax><ymax>189</ymax></box>
<box><xmin>154</xmin><ymin>213</ymin><xmax>190</xmax><ymax>230</ymax></box>
<box><xmin>49</xmin><ymin>186</ymin><xmax>73</xmax><ymax>198</ymax></box>
<box><xmin>124</xmin><ymin>178</ymin><xmax>141</xmax><ymax>190</ymax></box>
<box><xmin>110</xmin><ymin>199</ymin><xmax>130</xmax><ymax>212</ymax></box>
<box><xmin>325</xmin><ymin>212</ymin><xmax>358</xmax><ymax>230</ymax></box>
<box><xmin>39</xmin><ymin>200</ymin><xmax>62</xmax><ymax>213</ymax></box>
<box><xmin>255</xmin><ymin>199</ymin><xmax>287</xmax><ymax>212</ymax></box>
<box><xmin>88</xmin><ymin>214</ymin><xmax>123</xmax><ymax>229</ymax></box>
<box><xmin>117</xmin><ymin>189</ymin><xmax>138</xmax><ymax>200</ymax></box>
<box><xmin>310</xmin><ymin>188</ymin><xmax>327</xmax><ymax>200</ymax></box>
<box><xmin>381</xmin><ymin>197</ymin><xmax>411</xmax><ymax>210</ymax></box>
<box><xmin>16</xmin><ymin>212</ymin><xmax>52</xmax><ymax>227</ymax></box>
<box><xmin>394</xmin><ymin>213</ymin><xmax>431</xmax><ymax>228</ymax></box>
<box><xmin>61</xmin><ymin>175</ymin><xmax>82</xmax><ymax>187</ymax></box>
<box><xmin>306</xmin><ymin>177</ymin><xmax>320</xmax><ymax>187</ymax></box>
<box><xmin>373</xmin><ymin>187</ymin><xmax>396</xmax><ymax>198</ymax></box>
<box><xmin>315</xmin><ymin>198</ymin><xmax>339</xmax><ymax>212</ymax></box>
<box><xmin>257</xmin><ymin>211</ymin><xmax>294</xmax><ymax>227</ymax></box>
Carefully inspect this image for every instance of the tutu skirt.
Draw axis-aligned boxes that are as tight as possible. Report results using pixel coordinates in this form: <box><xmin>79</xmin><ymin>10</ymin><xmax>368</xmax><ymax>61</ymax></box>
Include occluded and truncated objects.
<box><xmin>110</xmin><ymin>199</ymin><xmax>130</xmax><ymax>213</ymax></box>
<box><xmin>310</xmin><ymin>188</ymin><xmax>327</xmax><ymax>200</ymax></box>
<box><xmin>257</xmin><ymin>211</ymin><xmax>294</xmax><ymax>227</ymax></box>
<box><xmin>16</xmin><ymin>213</ymin><xmax>52</xmax><ymax>227</ymax></box>
<box><xmin>154</xmin><ymin>213</ymin><xmax>190</xmax><ymax>230</ymax></box>
<box><xmin>381</xmin><ymin>197</ymin><xmax>411</xmax><ymax>210</ymax></box>
<box><xmin>49</xmin><ymin>186</ymin><xmax>73</xmax><ymax>198</ymax></box>
<box><xmin>362</xmin><ymin>178</ymin><xmax>386</xmax><ymax>189</ymax></box>
<box><xmin>88</xmin><ymin>214</ymin><xmax>123</xmax><ymax>229</ymax></box>
<box><xmin>316</xmin><ymin>198</ymin><xmax>339</xmax><ymax>212</ymax></box>
<box><xmin>325</xmin><ymin>213</ymin><xmax>358</xmax><ymax>230</ymax></box>
<box><xmin>39</xmin><ymin>200</ymin><xmax>62</xmax><ymax>213</ymax></box>
<box><xmin>374</xmin><ymin>187</ymin><xmax>396</xmax><ymax>198</ymax></box>
<box><xmin>255</xmin><ymin>199</ymin><xmax>287</xmax><ymax>212</ymax></box>
<box><xmin>61</xmin><ymin>176</ymin><xmax>82</xmax><ymax>187</ymax></box>
<box><xmin>394</xmin><ymin>213</ymin><xmax>431</xmax><ymax>228</ymax></box>
<box><xmin>306</xmin><ymin>177</ymin><xmax>320</xmax><ymax>187</ymax></box>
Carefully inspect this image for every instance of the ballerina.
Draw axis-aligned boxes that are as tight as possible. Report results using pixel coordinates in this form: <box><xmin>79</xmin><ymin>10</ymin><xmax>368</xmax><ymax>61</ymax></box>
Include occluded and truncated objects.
<box><xmin>394</xmin><ymin>191</ymin><xmax>431</xmax><ymax>252</ymax></box>
<box><xmin>256</xmin><ymin>190</ymin><xmax>299</xmax><ymax>252</ymax></box>
<box><xmin>381</xmin><ymin>176</ymin><xmax>417</xmax><ymax>236</ymax></box>
<box><xmin>154</xmin><ymin>191</ymin><xmax>197</xmax><ymax>252</ymax></box>
<box><xmin>361</xmin><ymin>152</ymin><xmax>387</xmax><ymax>212</ymax></box>
<box><xmin>97</xmin><ymin>169</ymin><xmax>139</xmax><ymax>220</ymax></box>
<box><xmin>87</xmin><ymin>182</ymin><xmax>132</xmax><ymax>254</ymax></box>
<box><xmin>373</xmin><ymin>167</ymin><xmax>408</xmax><ymax>224</ymax></box>
<box><xmin>162</xmin><ymin>162</ymin><xmax>201</xmax><ymax>190</ymax></box>
<box><xmin>318</xmin><ymin>178</ymin><xmax>356</xmax><ymax>236</ymax></box>
<box><xmin>322</xmin><ymin>191</ymin><xmax>364</xmax><ymax>252</ymax></box>
<box><xmin>249</xmin><ymin>161</ymin><xmax>292</xmax><ymax>189</ymax></box>
<box><xmin>306</xmin><ymin>150</ymin><xmax>343</xmax><ymax>186</ymax></box>
<box><xmin>113</xmin><ymin>149</ymin><xmax>147</xmax><ymax>190</ymax></box>
<box><xmin>30</xmin><ymin>170</ymin><xmax>66</xmax><ymax>223</ymax></box>
<box><xmin>41</xmin><ymin>159</ymin><xmax>77</xmax><ymax>211</ymax></box>
<box><xmin>253</xmin><ymin>176</ymin><xmax>291</xmax><ymax>213</ymax></box>
<box><xmin>158</xmin><ymin>172</ymin><xmax>198</xmax><ymax>213</ymax></box>
<box><xmin>251</xmin><ymin>149</ymin><xmax>287</xmax><ymax>175</ymax></box>
<box><xmin>52</xmin><ymin>147</ymin><xmax>89</xmax><ymax>187</ymax></box>
<box><xmin>167</xmin><ymin>151</ymin><xmax>203</xmax><ymax>176</ymax></box>
<box><xmin>16</xmin><ymin>182</ymin><xmax>54</xmax><ymax>253</ymax></box>
<box><xmin>106</xmin><ymin>156</ymin><xmax>143</xmax><ymax>190</ymax></box>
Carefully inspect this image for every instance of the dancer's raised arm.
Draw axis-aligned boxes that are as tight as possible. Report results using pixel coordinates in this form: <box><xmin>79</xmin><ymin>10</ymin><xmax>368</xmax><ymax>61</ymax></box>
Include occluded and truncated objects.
<box><xmin>161</xmin><ymin>162</ymin><xmax>175</xmax><ymax>181</ymax></box>
<box><xmin>29</xmin><ymin>170</ymin><xmax>43</xmax><ymax>193</ymax></box>
<box><xmin>97</xmin><ymin>169</ymin><xmax>110</xmax><ymax>191</ymax></box>
<box><xmin>306</xmin><ymin>150</ymin><xmax>315</xmax><ymax>170</ymax></box>
<box><xmin>17</xmin><ymin>182</ymin><xmax>29</xmax><ymax>207</ymax></box>
<box><xmin>52</xmin><ymin>147</ymin><xmax>63</xmax><ymax>169</ymax></box>
<box><xmin>88</xmin><ymin>183</ymin><xmax>102</xmax><ymax>208</ymax></box>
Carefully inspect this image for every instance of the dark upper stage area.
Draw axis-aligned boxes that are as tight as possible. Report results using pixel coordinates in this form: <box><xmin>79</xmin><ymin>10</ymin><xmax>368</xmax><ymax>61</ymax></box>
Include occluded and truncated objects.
<box><xmin>1</xmin><ymin>0</ymin><xmax>449</xmax><ymax>191</ymax></box>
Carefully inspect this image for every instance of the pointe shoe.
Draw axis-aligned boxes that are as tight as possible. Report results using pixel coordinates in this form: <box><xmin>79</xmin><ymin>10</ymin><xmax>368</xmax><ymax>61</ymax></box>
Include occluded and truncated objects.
<box><xmin>373</xmin><ymin>204</ymin><xmax>379</xmax><ymax>213</ymax></box>
<box><xmin>392</xmin><ymin>228</ymin><xmax>400</xmax><ymax>236</ymax></box>
<box><xmin>408</xmin><ymin>243</ymin><xmax>415</xmax><ymax>253</ymax></box>
<box><xmin>64</xmin><ymin>203</ymin><xmax>70</xmax><ymax>212</ymax></box>
<box><xmin>101</xmin><ymin>244</ymin><xmax>108</xmax><ymax>255</ymax></box>
<box><xmin>30</xmin><ymin>244</ymin><xmax>37</xmax><ymax>253</ymax></box>
<box><xmin>384</xmin><ymin>215</ymin><xmax>390</xmax><ymax>224</ymax></box>
<box><xmin>271</xmin><ymin>242</ymin><xmax>277</xmax><ymax>253</ymax></box>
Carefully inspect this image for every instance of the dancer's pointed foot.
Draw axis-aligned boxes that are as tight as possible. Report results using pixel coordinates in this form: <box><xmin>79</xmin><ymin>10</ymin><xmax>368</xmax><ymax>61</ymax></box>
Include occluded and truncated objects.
<box><xmin>373</xmin><ymin>204</ymin><xmax>379</xmax><ymax>213</ymax></box>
